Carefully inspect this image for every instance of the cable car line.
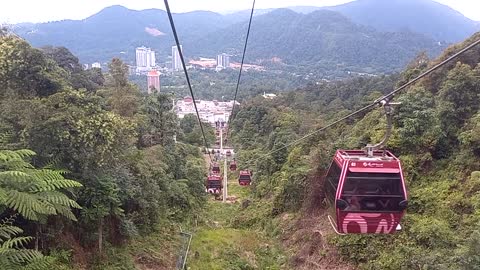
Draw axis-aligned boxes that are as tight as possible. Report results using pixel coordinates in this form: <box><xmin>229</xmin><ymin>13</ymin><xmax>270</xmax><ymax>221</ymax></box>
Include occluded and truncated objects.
<box><xmin>242</xmin><ymin>37</ymin><xmax>480</xmax><ymax>168</ymax></box>
<box><xmin>163</xmin><ymin>0</ymin><xmax>212</xmax><ymax>162</ymax></box>
<box><xmin>229</xmin><ymin>0</ymin><xmax>256</xmax><ymax>124</ymax></box>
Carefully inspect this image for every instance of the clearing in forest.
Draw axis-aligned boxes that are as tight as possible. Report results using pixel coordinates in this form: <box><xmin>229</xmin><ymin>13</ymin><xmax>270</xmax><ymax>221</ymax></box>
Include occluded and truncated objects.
<box><xmin>186</xmin><ymin>169</ymin><xmax>287</xmax><ymax>269</ymax></box>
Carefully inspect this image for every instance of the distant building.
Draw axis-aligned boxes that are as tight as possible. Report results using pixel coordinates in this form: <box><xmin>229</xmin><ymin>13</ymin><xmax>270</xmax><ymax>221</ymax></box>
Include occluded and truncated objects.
<box><xmin>262</xmin><ymin>92</ymin><xmax>277</xmax><ymax>99</ymax></box>
<box><xmin>136</xmin><ymin>47</ymin><xmax>156</xmax><ymax>73</ymax></box>
<box><xmin>216</xmin><ymin>53</ymin><xmax>230</xmax><ymax>70</ymax></box>
<box><xmin>83</xmin><ymin>64</ymin><xmax>89</xmax><ymax>70</ymax></box>
<box><xmin>147</xmin><ymin>70</ymin><xmax>161</xmax><ymax>94</ymax></box>
<box><xmin>91</xmin><ymin>62</ymin><xmax>101</xmax><ymax>69</ymax></box>
<box><xmin>175</xmin><ymin>96</ymin><xmax>239</xmax><ymax>124</ymax></box>
<box><xmin>172</xmin><ymin>45</ymin><xmax>183</xmax><ymax>71</ymax></box>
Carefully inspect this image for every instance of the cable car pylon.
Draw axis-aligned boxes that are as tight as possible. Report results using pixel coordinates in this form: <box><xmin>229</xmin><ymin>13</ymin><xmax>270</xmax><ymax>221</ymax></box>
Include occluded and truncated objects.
<box><xmin>221</xmin><ymin>127</ymin><xmax>228</xmax><ymax>203</ymax></box>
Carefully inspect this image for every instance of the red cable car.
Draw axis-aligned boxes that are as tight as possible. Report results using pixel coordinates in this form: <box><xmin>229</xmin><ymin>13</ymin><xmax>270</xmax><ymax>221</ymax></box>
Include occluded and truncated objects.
<box><xmin>211</xmin><ymin>163</ymin><xmax>220</xmax><ymax>175</ymax></box>
<box><xmin>324</xmin><ymin>99</ymin><xmax>408</xmax><ymax>234</ymax></box>
<box><xmin>324</xmin><ymin>150</ymin><xmax>408</xmax><ymax>234</ymax></box>
<box><xmin>206</xmin><ymin>174</ymin><xmax>222</xmax><ymax>194</ymax></box>
<box><xmin>238</xmin><ymin>170</ymin><xmax>252</xmax><ymax>186</ymax></box>
<box><xmin>226</xmin><ymin>150</ymin><xmax>232</xmax><ymax>157</ymax></box>
<box><xmin>229</xmin><ymin>160</ymin><xmax>237</xmax><ymax>171</ymax></box>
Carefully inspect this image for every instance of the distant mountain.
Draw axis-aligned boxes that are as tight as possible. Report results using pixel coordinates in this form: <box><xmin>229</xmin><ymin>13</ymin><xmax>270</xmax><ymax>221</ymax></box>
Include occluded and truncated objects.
<box><xmin>326</xmin><ymin>0</ymin><xmax>480</xmax><ymax>42</ymax></box>
<box><xmin>192</xmin><ymin>9</ymin><xmax>444</xmax><ymax>74</ymax></box>
<box><xmin>14</xmin><ymin>5</ymin><xmax>239</xmax><ymax>64</ymax></box>
<box><xmin>14</xmin><ymin>5</ymin><xmax>446</xmax><ymax>74</ymax></box>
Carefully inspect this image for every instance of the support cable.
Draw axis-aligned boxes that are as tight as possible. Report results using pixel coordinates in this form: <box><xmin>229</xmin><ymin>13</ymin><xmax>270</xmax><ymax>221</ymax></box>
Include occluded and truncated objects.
<box><xmin>164</xmin><ymin>0</ymin><xmax>212</xmax><ymax>161</ymax></box>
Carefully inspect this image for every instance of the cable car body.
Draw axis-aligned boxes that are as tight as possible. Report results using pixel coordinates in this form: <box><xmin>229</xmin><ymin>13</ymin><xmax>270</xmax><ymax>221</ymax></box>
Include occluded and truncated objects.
<box><xmin>230</xmin><ymin>160</ymin><xmax>237</xmax><ymax>171</ymax></box>
<box><xmin>226</xmin><ymin>150</ymin><xmax>232</xmax><ymax>157</ymax></box>
<box><xmin>206</xmin><ymin>174</ymin><xmax>222</xmax><ymax>194</ymax></box>
<box><xmin>324</xmin><ymin>150</ymin><xmax>407</xmax><ymax>234</ymax></box>
<box><xmin>238</xmin><ymin>170</ymin><xmax>252</xmax><ymax>186</ymax></box>
<box><xmin>211</xmin><ymin>163</ymin><xmax>220</xmax><ymax>175</ymax></box>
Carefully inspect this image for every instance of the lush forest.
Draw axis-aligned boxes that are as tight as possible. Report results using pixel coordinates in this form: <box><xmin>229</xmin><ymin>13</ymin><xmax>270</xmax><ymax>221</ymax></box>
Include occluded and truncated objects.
<box><xmin>0</xmin><ymin>31</ymin><xmax>214</xmax><ymax>269</ymax></box>
<box><xmin>228</xmin><ymin>33</ymin><xmax>480</xmax><ymax>269</ymax></box>
<box><xmin>3</xmin><ymin>21</ymin><xmax>480</xmax><ymax>269</ymax></box>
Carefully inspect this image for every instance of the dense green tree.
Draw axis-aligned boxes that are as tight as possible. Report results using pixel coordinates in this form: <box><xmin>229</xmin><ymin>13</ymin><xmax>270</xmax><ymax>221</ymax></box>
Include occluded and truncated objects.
<box><xmin>41</xmin><ymin>46</ymin><xmax>104</xmax><ymax>92</ymax></box>
<box><xmin>0</xmin><ymin>36</ymin><xmax>66</xmax><ymax>97</ymax></box>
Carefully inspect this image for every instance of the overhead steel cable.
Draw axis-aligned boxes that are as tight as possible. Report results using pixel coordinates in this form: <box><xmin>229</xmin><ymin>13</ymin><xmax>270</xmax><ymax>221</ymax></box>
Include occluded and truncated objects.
<box><xmin>164</xmin><ymin>0</ymin><xmax>212</xmax><ymax>161</ymax></box>
<box><xmin>229</xmin><ymin>0</ymin><xmax>256</xmax><ymax>124</ymax></box>
<box><xmin>244</xmin><ymin>37</ymin><xmax>480</xmax><ymax>167</ymax></box>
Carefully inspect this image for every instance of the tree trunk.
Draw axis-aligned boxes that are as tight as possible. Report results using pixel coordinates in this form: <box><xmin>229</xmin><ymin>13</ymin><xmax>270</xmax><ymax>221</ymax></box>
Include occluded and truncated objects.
<box><xmin>98</xmin><ymin>219</ymin><xmax>104</xmax><ymax>254</ymax></box>
<box><xmin>35</xmin><ymin>224</ymin><xmax>39</xmax><ymax>251</ymax></box>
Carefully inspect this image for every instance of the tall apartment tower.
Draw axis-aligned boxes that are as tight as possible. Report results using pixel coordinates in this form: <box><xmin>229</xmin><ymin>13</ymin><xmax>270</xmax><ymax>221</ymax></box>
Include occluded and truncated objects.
<box><xmin>147</xmin><ymin>70</ymin><xmax>161</xmax><ymax>94</ymax></box>
<box><xmin>136</xmin><ymin>47</ymin><xmax>156</xmax><ymax>73</ymax></box>
<box><xmin>216</xmin><ymin>53</ymin><xmax>230</xmax><ymax>69</ymax></box>
<box><xmin>172</xmin><ymin>45</ymin><xmax>183</xmax><ymax>71</ymax></box>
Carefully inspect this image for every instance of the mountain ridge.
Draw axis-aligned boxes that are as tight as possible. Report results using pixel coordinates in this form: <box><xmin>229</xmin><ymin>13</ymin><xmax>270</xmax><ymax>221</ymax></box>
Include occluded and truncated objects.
<box><xmin>13</xmin><ymin>4</ymin><xmax>448</xmax><ymax>75</ymax></box>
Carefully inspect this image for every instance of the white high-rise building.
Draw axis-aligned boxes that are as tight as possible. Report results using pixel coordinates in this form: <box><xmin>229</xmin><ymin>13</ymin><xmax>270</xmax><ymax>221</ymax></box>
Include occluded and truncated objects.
<box><xmin>216</xmin><ymin>53</ymin><xmax>230</xmax><ymax>69</ymax></box>
<box><xmin>136</xmin><ymin>47</ymin><xmax>156</xmax><ymax>73</ymax></box>
<box><xmin>172</xmin><ymin>45</ymin><xmax>183</xmax><ymax>71</ymax></box>
<box><xmin>91</xmin><ymin>62</ymin><xmax>101</xmax><ymax>69</ymax></box>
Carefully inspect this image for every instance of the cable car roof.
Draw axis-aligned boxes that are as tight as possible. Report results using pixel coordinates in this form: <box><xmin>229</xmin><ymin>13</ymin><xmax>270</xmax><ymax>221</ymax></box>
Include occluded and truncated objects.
<box><xmin>333</xmin><ymin>150</ymin><xmax>400</xmax><ymax>168</ymax></box>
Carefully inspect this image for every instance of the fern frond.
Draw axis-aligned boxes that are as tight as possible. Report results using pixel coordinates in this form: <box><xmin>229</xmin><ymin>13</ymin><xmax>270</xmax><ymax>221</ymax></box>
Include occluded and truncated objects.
<box><xmin>52</xmin><ymin>204</ymin><xmax>78</xmax><ymax>221</ymax></box>
<box><xmin>1</xmin><ymin>236</ymin><xmax>32</xmax><ymax>249</ymax></box>
<box><xmin>38</xmin><ymin>191</ymin><xmax>82</xmax><ymax>209</ymax></box>
<box><xmin>0</xmin><ymin>150</ymin><xmax>35</xmax><ymax>162</ymax></box>
<box><xmin>0</xmin><ymin>171</ymin><xmax>32</xmax><ymax>188</ymax></box>
<box><xmin>0</xmin><ymin>248</ymin><xmax>43</xmax><ymax>264</ymax></box>
<box><xmin>29</xmin><ymin>170</ymin><xmax>82</xmax><ymax>192</ymax></box>
<box><xmin>5</xmin><ymin>191</ymin><xmax>56</xmax><ymax>220</ymax></box>
<box><xmin>23</xmin><ymin>255</ymin><xmax>54</xmax><ymax>270</ymax></box>
<box><xmin>0</xmin><ymin>225</ymin><xmax>23</xmax><ymax>240</ymax></box>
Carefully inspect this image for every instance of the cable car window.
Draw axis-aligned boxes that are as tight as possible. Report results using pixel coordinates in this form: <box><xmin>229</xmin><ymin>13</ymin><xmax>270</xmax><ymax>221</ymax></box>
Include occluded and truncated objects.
<box><xmin>341</xmin><ymin>172</ymin><xmax>405</xmax><ymax>212</ymax></box>
<box><xmin>208</xmin><ymin>180</ymin><xmax>221</xmax><ymax>187</ymax></box>
<box><xmin>239</xmin><ymin>175</ymin><xmax>251</xmax><ymax>180</ymax></box>
<box><xmin>325</xmin><ymin>162</ymin><xmax>341</xmax><ymax>203</ymax></box>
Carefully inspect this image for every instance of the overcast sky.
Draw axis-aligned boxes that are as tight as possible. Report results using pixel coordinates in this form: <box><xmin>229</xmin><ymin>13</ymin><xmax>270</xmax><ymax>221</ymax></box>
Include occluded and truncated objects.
<box><xmin>1</xmin><ymin>0</ymin><xmax>479</xmax><ymax>23</ymax></box>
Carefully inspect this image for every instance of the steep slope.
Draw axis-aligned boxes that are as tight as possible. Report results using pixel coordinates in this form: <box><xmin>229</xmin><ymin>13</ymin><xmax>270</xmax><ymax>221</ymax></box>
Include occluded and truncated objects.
<box><xmin>195</xmin><ymin>9</ymin><xmax>444</xmax><ymax>73</ymax></box>
<box><xmin>229</xmin><ymin>32</ymin><xmax>480</xmax><ymax>269</ymax></box>
<box><xmin>327</xmin><ymin>0</ymin><xmax>479</xmax><ymax>42</ymax></box>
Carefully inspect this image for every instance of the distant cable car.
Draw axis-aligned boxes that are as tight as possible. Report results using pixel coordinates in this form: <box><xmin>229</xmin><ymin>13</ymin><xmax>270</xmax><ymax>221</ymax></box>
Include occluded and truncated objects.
<box><xmin>238</xmin><ymin>170</ymin><xmax>252</xmax><ymax>186</ymax></box>
<box><xmin>324</xmin><ymin>100</ymin><xmax>407</xmax><ymax>234</ymax></box>
<box><xmin>206</xmin><ymin>174</ymin><xmax>222</xmax><ymax>194</ymax></box>
<box><xmin>226</xmin><ymin>150</ymin><xmax>232</xmax><ymax>157</ymax></box>
<box><xmin>230</xmin><ymin>160</ymin><xmax>237</xmax><ymax>171</ymax></box>
<box><xmin>211</xmin><ymin>163</ymin><xmax>220</xmax><ymax>174</ymax></box>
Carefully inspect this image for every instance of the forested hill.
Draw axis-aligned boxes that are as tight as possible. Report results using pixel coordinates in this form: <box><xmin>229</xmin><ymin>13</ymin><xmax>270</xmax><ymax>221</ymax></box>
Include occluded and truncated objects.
<box><xmin>229</xmin><ymin>0</ymin><xmax>480</xmax><ymax>43</ymax></box>
<box><xmin>193</xmin><ymin>9</ymin><xmax>444</xmax><ymax>73</ymax></box>
<box><xmin>13</xmin><ymin>5</ymin><xmax>234</xmax><ymax>63</ymax></box>
<box><xmin>15</xmin><ymin>5</ymin><xmax>445</xmax><ymax>73</ymax></box>
<box><xmin>327</xmin><ymin>0</ymin><xmax>480</xmax><ymax>43</ymax></box>
<box><xmin>229</xmin><ymin>32</ymin><xmax>480</xmax><ymax>268</ymax></box>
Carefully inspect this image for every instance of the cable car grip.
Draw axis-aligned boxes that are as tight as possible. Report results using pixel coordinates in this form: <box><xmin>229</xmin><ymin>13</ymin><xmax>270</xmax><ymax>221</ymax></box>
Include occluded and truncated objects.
<box><xmin>365</xmin><ymin>98</ymin><xmax>401</xmax><ymax>157</ymax></box>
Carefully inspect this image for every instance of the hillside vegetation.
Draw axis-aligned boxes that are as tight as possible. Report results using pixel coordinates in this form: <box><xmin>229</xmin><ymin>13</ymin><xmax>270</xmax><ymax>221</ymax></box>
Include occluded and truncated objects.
<box><xmin>229</xmin><ymin>33</ymin><xmax>480</xmax><ymax>269</ymax></box>
<box><xmin>0</xmin><ymin>32</ymin><xmax>211</xmax><ymax>269</ymax></box>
